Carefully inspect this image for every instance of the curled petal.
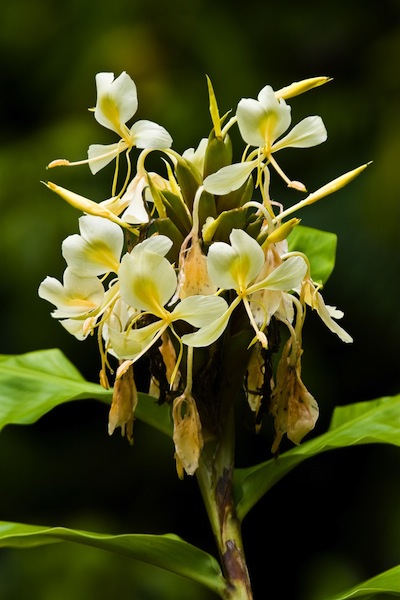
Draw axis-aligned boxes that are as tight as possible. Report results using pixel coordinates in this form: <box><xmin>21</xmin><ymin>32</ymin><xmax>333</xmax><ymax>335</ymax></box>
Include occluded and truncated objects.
<box><xmin>119</xmin><ymin>175</ymin><xmax>149</xmax><ymax>224</ymax></box>
<box><xmin>95</xmin><ymin>72</ymin><xmax>138</xmax><ymax>134</ymax></box>
<box><xmin>314</xmin><ymin>292</ymin><xmax>353</xmax><ymax>343</ymax></box>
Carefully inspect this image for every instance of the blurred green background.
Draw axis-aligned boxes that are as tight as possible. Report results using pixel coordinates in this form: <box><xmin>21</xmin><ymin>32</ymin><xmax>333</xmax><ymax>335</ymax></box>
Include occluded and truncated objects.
<box><xmin>0</xmin><ymin>0</ymin><xmax>400</xmax><ymax>598</ymax></box>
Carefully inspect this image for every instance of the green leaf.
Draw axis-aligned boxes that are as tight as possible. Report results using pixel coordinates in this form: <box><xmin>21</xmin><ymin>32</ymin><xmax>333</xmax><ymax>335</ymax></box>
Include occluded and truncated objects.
<box><xmin>323</xmin><ymin>564</ymin><xmax>400</xmax><ymax>600</ymax></box>
<box><xmin>288</xmin><ymin>224</ymin><xmax>337</xmax><ymax>284</ymax></box>
<box><xmin>0</xmin><ymin>521</ymin><xmax>226</xmax><ymax>597</ymax></box>
<box><xmin>0</xmin><ymin>349</ymin><xmax>172</xmax><ymax>437</ymax></box>
<box><xmin>234</xmin><ymin>394</ymin><xmax>400</xmax><ymax>521</ymax></box>
<box><xmin>0</xmin><ymin>348</ymin><xmax>111</xmax><ymax>429</ymax></box>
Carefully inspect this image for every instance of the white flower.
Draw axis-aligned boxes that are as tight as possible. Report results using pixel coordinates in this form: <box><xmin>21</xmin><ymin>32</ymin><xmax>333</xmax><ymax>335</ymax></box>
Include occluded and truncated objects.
<box><xmin>88</xmin><ymin>72</ymin><xmax>172</xmax><ymax>174</ymax></box>
<box><xmin>236</xmin><ymin>85</ymin><xmax>327</xmax><ymax>153</ymax></box>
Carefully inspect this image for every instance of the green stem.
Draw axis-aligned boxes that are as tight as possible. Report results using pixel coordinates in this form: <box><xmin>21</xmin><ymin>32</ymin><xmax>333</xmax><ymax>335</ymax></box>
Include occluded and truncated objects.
<box><xmin>196</xmin><ymin>408</ymin><xmax>253</xmax><ymax>600</ymax></box>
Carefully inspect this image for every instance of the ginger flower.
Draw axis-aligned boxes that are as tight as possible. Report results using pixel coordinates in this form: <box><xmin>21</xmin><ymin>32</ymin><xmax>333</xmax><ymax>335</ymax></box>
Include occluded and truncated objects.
<box><xmin>182</xmin><ymin>230</ymin><xmax>307</xmax><ymax>348</ymax></box>
<box><xmin>105</xmin><ymin>235</ymin><xmax>228</xmax><ymax>376</ymax></box>
<box><xmin>204</xmin><ymin>84</ymin><xmax>327</xmax><ymax>195</ymax></box>
<box><xmin>48</xmin><ymin>72</ymin><xmax>172</xmax><ymax>175</ymax></box>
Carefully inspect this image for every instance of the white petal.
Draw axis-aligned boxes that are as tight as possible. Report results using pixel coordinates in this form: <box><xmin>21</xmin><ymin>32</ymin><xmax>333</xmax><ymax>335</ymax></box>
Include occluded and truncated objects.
<box><xmin>182</xmin><ymin>138</ymin><xmax>208</xmax><ymax>173</ymax></box>
<box><xmin>172</xmin><ymin>295</ymin><xmax>228</xmax><ymax>327</ymax></box>
<box><xmin>94</xmin><ymin>72</ymin><xmax>138</xmax><ymax>133</ymax></box>
<box><xmin>272</xmin><ymin>116</ymin><xmax>327</xmax><ymax>152</ymax></box>
<box><xmin>60</xmin><ymin>318</ymin><xmax>88</xmax><ymax>341</ymax></box>
<box><xmin>207</xmin><ymin>241</ymin><xmax>238</xmax><ymax>290</ymax></box>
<box><xmin>88</xmin><ymin>143</ymin><xmax>124</xmax><ymax>175</ymax></box>
<box><xmin>236</xmin><ymin>98</ymin><xmax>269</xmax><ymax>147</ymax></box>
<box><xmin>257</xmin><ymin>85</ymin><xmax>292</xmax><ymax>141</ymax></box>
<box><xmin>203</xmin><ymin>161</ymin><xmax>257</xmax><ymax>195</ymax></box>
<box><xmin>230</xmin><ymin>229</ymin><xmax>265</xmax><ymax>286</ymax></box>
<box><xmin>119</xmin><ymin>250</ymin><xmax>177</xmax><ymax>314</ymax></box>
<box><xmin>130</xmin><ymin>120</ymin><xmax>173</xmax><ymax>149</ymax></box>
<box><xmin>131</xmin><ymin>235</ymin><xmax>173</xmax><ymax>258</ymax></box>
<box><xmin>315</xmin><ymin>292</ymin><xmax>353</xmax><ymax>343</ymax></box>
<box><xmin>38</xmin><ymin>269</ymin><xmax>104</xmax><ymax>318</ymax></box>
<box><xmin>253</xmin><ymin>256</ymin><xmax>307</xmax><ymax>292</ymax></box>
<box><xmin>108</xmin><ymin>321</ymin><xmax>162</xmax><ymax>360</ymax></box>
<box><xmin>207</xmin><ymin>230</ymin><xmax>264</xmax><ymax>291</ymax></box>
<box><xmin>181</xmin><ymin>306</ymin><xmax>233</xmax><ymax>348</ymax></box>
<box><xmin>120</xmin><ymin>176</ymin><xmax>149</xmax><ymax>224</ymax></box>
<box><xmin>62</xmin><ymin>215</ymin><xmax>123</xmax><ymax>276</ymax></box>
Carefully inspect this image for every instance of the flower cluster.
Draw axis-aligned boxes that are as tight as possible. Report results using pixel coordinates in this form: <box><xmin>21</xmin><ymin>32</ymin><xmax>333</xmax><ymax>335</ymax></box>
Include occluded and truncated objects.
<box><xmin>40</xmin><ymin>72</ymin><xmax>368</xmax><ymax>474</ymax></box>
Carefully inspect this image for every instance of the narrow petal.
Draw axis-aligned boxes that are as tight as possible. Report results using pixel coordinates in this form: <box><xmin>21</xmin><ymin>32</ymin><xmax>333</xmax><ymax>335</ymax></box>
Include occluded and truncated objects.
<box><xmin>181</xmin><ymin>305</ymin><xmax>234</xmax><ymax>347</ymax></box>
<box><xmin>130</xmin><ymin>120</ymin><xmax>173</xmax><ymax>149</ymax></box>
<box><xmin>250</xmin><ymin>256</ymin><xmax>307</xmax><ymax>293</ymax></box>
<box><xmin>88</xmin><ymin>143</ymin><xmax>124</xmax><ymax>175</ymax></box>
<box><xmin>272</xmin><ymin>116</ymin><xmax>327</xmax><ymax>152</ymax></box>
<box><xmin>172</xmin><ymin>295</ymin><xmax>228</xmax><ymax>327</ymax></box>
<box><xmin>95</xmin><ymin>72</ymin><xmax>138</xmax><ymax>133</ymax></box>
<box><xmin>119</xmin><ymin>250</ymin><xmax>177</xmax><ymax>314</ymax></box>
<box><xmin>315</xmin><ymin>292</ymin><xmax>353</xmax><ymax>343</ymax></box>
<box><xmin>203</xmin><ymin>160</ymin><xmax>257</xmax><ymax>195</ymax></box>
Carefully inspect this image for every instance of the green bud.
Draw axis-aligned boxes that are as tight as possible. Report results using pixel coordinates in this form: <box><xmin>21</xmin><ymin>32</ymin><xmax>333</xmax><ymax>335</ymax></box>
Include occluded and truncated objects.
<box><xmin>175</xmin><ymin>157</ymin><xmax>202</xmax><ymax>210</ymax></box>
<box><xmin>197</xmin><ymin>189</ymin><xmax>217</xmax><ymax>231</ymax></box>
<box><xmin>161</xmin><ymin>190</ymin><xmax>192</xmax><ymax>237</ymax></box>
<box><xmin>202</xmin><ymin>207</ymin><xmax>248</xmax><ymax>244</ymax></box>
<box><xmin>203</xmin><ymin>132</ymin><xmax>233</xmax><ymax>179</ymax></box>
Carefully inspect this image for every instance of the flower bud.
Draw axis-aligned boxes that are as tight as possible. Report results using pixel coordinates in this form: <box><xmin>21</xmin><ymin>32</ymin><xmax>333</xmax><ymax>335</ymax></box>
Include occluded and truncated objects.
<box><xmin>275</xmin><ymin>77</ymin><xmax>332</xmax><ymax>100</ymax></box>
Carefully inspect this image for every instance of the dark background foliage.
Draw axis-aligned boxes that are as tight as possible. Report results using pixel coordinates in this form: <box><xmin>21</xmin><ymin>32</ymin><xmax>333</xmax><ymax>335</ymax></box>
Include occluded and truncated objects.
<box><xmin>0</xmin><ymin>0</ymin><xmax>399</xmax><ymax>598</ymax></box>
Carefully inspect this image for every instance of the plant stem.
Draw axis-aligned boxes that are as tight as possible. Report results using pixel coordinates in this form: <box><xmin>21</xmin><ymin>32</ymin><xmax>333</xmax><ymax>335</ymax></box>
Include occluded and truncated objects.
<box><xmin>196</xmin><ymin>408</ymin><xmax>253</xmax><ymax>600</ymax></box>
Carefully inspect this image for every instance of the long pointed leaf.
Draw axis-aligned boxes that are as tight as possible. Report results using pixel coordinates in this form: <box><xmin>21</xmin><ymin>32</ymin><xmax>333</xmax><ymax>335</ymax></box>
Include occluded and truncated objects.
<box><xmin>0</xmin><ymin>521</ymin><xmax>226</xmax><ymax>597</ymax></box>
<box><xmin>322</xmin><ymin>564</ymin><xmax>400</xmax><ymax>600</ymax></box>
<box><xmin>234</xmin><ymin>394</ymin><xmax>400</xmax><ymax>521</ymax></box>
<box><xmin>0</xmin><ymin>349</ymin><xmax>172</xmax><ymax>436</ymax></box>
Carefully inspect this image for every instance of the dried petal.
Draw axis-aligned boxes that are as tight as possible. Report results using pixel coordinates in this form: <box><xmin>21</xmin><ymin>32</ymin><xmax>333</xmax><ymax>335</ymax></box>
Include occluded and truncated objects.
<box><xmin>108</xmin><ymin>366</ymin><xmax>138</xmax><ymax>444</ymax></box>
